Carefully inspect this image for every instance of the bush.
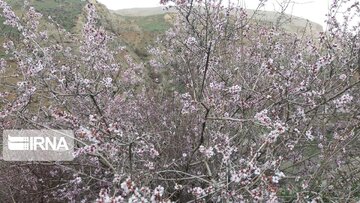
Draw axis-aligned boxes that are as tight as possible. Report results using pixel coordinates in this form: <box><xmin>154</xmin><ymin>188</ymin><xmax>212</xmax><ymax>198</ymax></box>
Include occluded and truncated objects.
<box><xmin>1</xmin><ymin>0</ymin><xmax>360</xmax><ymax>202</ymax></box>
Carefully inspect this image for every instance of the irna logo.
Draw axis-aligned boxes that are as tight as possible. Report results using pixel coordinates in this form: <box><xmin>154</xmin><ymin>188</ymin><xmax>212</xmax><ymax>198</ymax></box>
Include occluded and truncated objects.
<box><xmin>8</xmin><ymin>136</ymin><xmax>69</xmax><ymax>151</ymax></box>
<box><xmin>3</xmin><ymin>130</ymin><xmax>74</xmax><ymax>161</ymax></box>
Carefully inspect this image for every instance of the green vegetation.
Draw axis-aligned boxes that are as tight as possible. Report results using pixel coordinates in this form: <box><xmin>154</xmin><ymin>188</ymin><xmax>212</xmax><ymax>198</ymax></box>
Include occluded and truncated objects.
<box><xmin>124</xmin><ymin>14</ymin><xmax>170</xmax><ymax>32</ymax></box>
<box><xmin>0</xmin><ymin>0</ymin><xmax>85</xmax><ymax>32</ymax></box>
<box><xmin>31</xmin><ymin>0</ymin><xmax>86</xmax><ymax>31</ymax></box>
<box><xmin>0</xmin><ymin>0</ymin><xmax>22</xmax><ymax>36</ymax></box>
<box><xmin>0</xmin><ymin>18</ymin><xmax>18</xmax><ymax>37</ymax></box>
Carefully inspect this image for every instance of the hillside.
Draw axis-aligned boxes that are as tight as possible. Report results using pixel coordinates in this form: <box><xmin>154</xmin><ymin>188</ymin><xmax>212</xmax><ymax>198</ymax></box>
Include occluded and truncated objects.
<box><xmin>111</xmin><ymin>7</ymin><xmax>173</xmax><ymax>17</ymax></box>
<box><xmin>1</xmin><ymin>0</ymin><xmax>86</xmax><ymax>31</ymax></box>
<box><xmin>113</xmin><ymin>6</ymin><xmax>323</xmax><ymax>33</ymax></box>
<box><xmin>111</xmin><ymin>6</ymin><xmax>323</xmax><ymax>58</ymax></box>
<box><xmin>0</xmin><ymin>1</ymin><xmax>323</xmax><ymax>61</ymax></box>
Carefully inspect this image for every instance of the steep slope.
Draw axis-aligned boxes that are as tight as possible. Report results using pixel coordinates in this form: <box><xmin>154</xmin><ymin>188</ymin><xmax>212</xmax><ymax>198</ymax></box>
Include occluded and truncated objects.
<box><xmin>30</xmin><ymin>0</ymin><xmax>86</xmax><ymax>31</ymax></box>
<box><xmin>0</xmin><ymin>0</ymin><xmax>86</xmax><ymax>31</ymax></box>
<box><xmin>0</xmin><ymin>0</ymin><xmax>147</xmax><ymax>60</ymax></box>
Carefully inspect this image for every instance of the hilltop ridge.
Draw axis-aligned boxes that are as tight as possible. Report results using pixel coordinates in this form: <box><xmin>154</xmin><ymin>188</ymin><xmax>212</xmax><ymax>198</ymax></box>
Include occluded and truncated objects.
<box><xmin>0</xmin><ymin>1</ymin><xmax>323</xmax><ymax>61</ymax></box>
<box><xmin>113</xmin><ymin>6</ymin><xmax>323</xmax><ymax>31</ymax></box>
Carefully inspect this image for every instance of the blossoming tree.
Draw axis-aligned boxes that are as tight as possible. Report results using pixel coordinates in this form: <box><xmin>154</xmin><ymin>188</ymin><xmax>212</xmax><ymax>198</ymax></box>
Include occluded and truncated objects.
<box><xmin>0</xmin><ymin>0</ymin><xmax>360</xmax><ymax>202</ymax></box>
